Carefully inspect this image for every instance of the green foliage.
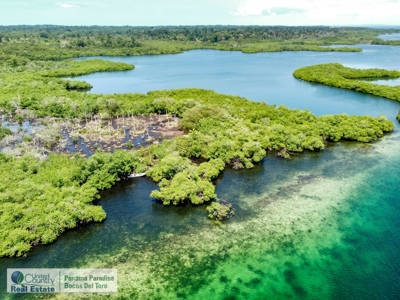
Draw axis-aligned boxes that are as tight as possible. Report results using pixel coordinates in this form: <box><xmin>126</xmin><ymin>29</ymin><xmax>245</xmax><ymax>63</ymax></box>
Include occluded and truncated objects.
<box><xmin>148</xmin><ymin>155</ymin><xmax>224</xmax><ymax>205</ymax></box>
<box><xmin>371</xmin><ymin>38</ymin><xmax>400</xmax><ymax>46</ymax></box>
<box><xmin>197</xmin><ymin>159</ymin><xmax>225</xmax><ymax>180</ymax></box>
<box><xmin>151</xmin><ymin>97</ymin><xmax>198</xmax><ymax>116</ymax></box>
<box><xmin>22</xmin><ymin>135</ymin><xmax>33</xmax><ymax>142</ymax></box>
<box><xmin>239</xmin><ymin>44</ymin><xmax>361</xmax><ymax>53</ymax></box>
<box><xmin>206</xmin><ymin>200</ymin><xmax>235</xmax><ymax>221</ymax></box>
<box><xmin>145</xmin><ymin>89</ymin><xmax>393</xmax><ymax>204</ymax></box>
<box><xmin>146</xmin><ymin>152</ymin><xmax>192</xmax><ymax>182</ymax></box>
<box><xmin>0</xmin><ymin>93</ymin><xmax>394</xmax><ymax>257</ymax></box>
<box><xmin>0</xmin><ymin>125</ymin><xmax>11</xmax><ymax>140</ymax></box>
<box><xmin>293</xmin><ymin>63</ymin><xmax>400</xmax><ymax>114</ymax></box>
<box><xmin>39</xmin><ymin>59</ymin><xmax>134</xmax><ymax>77</ymax></box>
<box><xmin>0</xmin><ymin>25</ymin><xmax>390</xmax><ymax>46</ymax></box>
<box><xmin>0</xmin><ymin>59</ymin><xmax>134</xmax><ymax>119</ymax></box>
<box><xmin>150</xmin><ymin>164</ymin><xmax>218</xmax><ymax>205</ymax></box>
<box><xmin>1</xmin><ymin>25</ymin><xmax>389</xmax><ymax>63</ymax></box>
<box><xmin>126</xmin><ymin>140</ymin><xmax>133</xmax><ymax>149</ymax></box>
<box><xmin>179</xmin><ymin>105</ymin><xmax>228</xmax><ymax>133</ymax></box>
<box><xmin>0</xmin><ymin>150</ymin><xmax>143</xmax><ymax>257</ymax></box>
<box><xmin>0</xmin><ymin>25</ymin><xmax>398</xmax><ymax>255</ymax></box>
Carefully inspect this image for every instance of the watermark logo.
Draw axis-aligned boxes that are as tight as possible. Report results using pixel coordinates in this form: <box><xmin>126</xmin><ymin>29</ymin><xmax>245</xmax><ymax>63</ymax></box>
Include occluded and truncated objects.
<box><xmin>7</xmin><ymin>269</ymin><xmax>117</xmax><ymax>293</ymax></box>
<box><xmin>8</xmin><ymin>269</ymin><xmax>57</xmax><ymax>293</ymax></box>
<box><xmin>11</xmin><ymin>271</ymin><xmax>24</xmax><ymax>285</ymax></box>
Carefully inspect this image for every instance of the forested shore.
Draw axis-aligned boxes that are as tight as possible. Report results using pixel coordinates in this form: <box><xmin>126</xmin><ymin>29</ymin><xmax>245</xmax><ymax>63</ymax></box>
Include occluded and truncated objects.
<box><xmin>0</xmin><ymin>26</ymin><xmax>398</xmax><ymax>257</ymax></box>
<box><xmin>2</xmin><ymin>25</ymin><xmax>399</xmax><ymax>61</ymax></box>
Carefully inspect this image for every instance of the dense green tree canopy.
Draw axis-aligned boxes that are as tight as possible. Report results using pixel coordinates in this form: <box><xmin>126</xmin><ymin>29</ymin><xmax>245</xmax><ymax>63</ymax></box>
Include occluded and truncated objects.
<box><xmin>0</xmin><ymin>25</ymin><xmax>398</xmax><ymax>257</ymax></box>
<box><xmin>0</xmin><ymin>151</ymin><xmax>145</xmax><ymax>257</ymax></box>
<box><xmin>2</xmin><ymin>25</ymin><xmax>394</xmax><ymax>61</ymax></box>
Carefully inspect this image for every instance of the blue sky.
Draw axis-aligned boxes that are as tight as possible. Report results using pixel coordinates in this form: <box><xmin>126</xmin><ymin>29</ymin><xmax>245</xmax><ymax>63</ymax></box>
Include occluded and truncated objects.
<box><xmin>1</xmin><ymin>0</ymin><xmax>399</xmax><ymax>26</ymax></box>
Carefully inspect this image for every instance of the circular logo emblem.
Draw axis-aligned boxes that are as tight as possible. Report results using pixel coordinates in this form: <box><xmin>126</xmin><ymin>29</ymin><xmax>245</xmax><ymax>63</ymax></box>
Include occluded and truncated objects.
<box><xmin>11</xmin><ymin>271</ymin><xmax>24</xmax><ymax>284</ymax></box>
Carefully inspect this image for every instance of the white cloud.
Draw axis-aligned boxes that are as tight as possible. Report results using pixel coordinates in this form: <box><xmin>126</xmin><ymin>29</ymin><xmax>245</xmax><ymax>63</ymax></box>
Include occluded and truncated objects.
<box><xmin>233</xmin><ymin>0</ymin><xmax>400</xmax><ymax>24</ymax></box>
<box><xmin>56</xmin><ymin>2</ymin><xmax>78</xmax><ymax>8</ymax></box>
<box><xmin>234</xmin><ymin>0</ymin><xmax>308</xmax><ymax>16</ymax></box>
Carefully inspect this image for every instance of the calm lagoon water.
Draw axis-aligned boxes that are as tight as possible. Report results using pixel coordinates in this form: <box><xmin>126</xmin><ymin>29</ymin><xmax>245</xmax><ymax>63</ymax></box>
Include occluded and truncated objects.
<box><xmin>1</xmin><ymin>45</ymin><xmax>400</xmax><ymax>299</ymax></box>
<box><xmin>74</xmin><ymin>45</ymin><xmax>400</xmax><ymax>118</ymax></box>
<box><xmin>379</xmin><ymin>33</ymin><xmax>400</xmax><ymax>41</ymax></box>
<box><xmin>362</xmin><ymin>77</ymin><xmax>400</xmax><ymax>86</ymax></box>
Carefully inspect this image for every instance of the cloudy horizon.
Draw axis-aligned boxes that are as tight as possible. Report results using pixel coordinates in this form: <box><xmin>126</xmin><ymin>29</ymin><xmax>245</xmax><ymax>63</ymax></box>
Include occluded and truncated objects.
<box><xmin>1</xmin><ymin>0</ymin><xmax>399</xmax><ymax>27</ymax></box>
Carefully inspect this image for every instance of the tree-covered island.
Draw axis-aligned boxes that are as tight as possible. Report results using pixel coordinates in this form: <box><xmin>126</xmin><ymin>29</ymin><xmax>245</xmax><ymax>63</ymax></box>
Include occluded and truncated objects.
<box><xmin>293</xmin><ymin>63</ymin><xmax>400</xmax><ymax>103</ymax></box>
<box><xmin>0</xmin><ymin>25</ymin><xmax>398</xmax><ymax>257</ymax></box>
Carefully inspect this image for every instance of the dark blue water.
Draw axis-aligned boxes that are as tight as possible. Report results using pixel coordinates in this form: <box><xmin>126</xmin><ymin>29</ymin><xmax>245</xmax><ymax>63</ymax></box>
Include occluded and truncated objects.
<box><xmin>2</xmin><ymin>46</ymin><xmax>400</xmax><ymax>299</ymax></box>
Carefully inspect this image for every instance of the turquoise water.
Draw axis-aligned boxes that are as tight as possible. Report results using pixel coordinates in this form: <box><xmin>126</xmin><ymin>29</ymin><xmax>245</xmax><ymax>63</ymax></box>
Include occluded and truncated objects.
<box><xmin>1</xmin><ymin>46</ymin><xmax>400</xmax><ymax>299</ymax></box>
